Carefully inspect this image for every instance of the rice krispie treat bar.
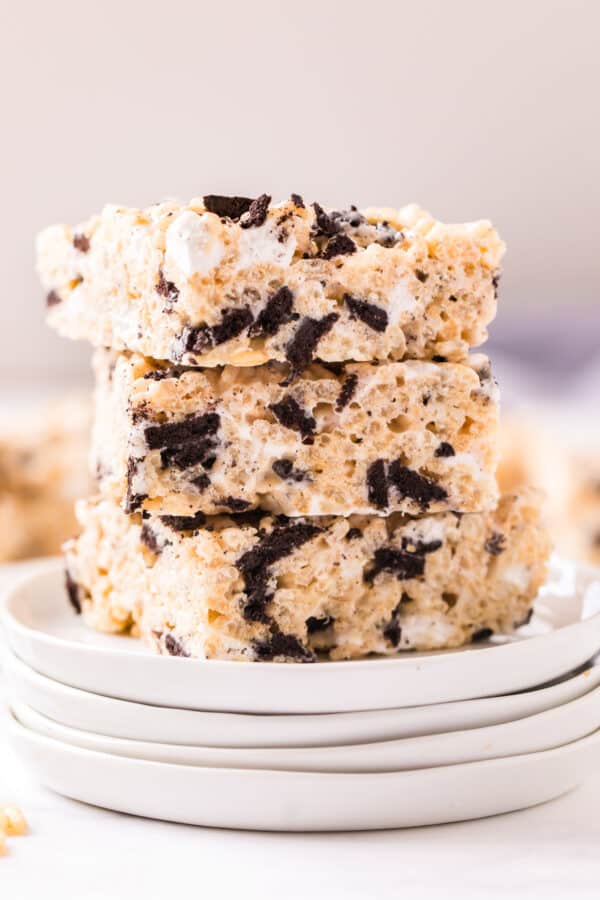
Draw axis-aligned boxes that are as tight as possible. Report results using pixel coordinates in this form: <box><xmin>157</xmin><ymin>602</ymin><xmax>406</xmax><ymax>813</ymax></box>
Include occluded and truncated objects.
<box><xmin>93</xmin><ymin>349</ymin><xmax>499</xmax><ymax>518</ymax></box>
<box><xmin>64</xmin><ymin>490</ymin><xmax>550</xmax><ymax>661</ymax></box>
<box><xmin>37</xmin><ymin>195</ymin><xmax>504</xmax><ymax>369</ymax></box>
<box><xmin>0</xmin><ymin>395</ymin><xmax>91</xmax><ymax>561</ymax></box>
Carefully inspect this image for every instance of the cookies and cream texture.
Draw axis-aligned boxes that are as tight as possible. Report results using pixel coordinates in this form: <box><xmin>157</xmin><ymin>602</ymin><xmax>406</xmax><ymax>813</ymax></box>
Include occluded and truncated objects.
<box><xmin>64</xmin><ymin>490</ymin><xmax>550</xmax><ymax>661</ymax></box>
<box><xmin>37</xmin><ymin>195</ymin><xmax>503</xmax><ymax>368</ymax></box>
<box><xmin>36</xmin><ymin>191</ymin><xmax>551</xmax><ymax>660</ymax></box>
<box><xmin>92</xmin><ymin>349</ymin><xmax>500</xmax><ymax>518</ymax></box>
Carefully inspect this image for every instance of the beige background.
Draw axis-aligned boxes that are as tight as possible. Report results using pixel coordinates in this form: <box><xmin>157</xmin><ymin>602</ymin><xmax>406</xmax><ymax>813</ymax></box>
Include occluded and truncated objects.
<box><xmin>1</xmin><ymin>0</ymin><xmax>598</xmax><ymax>382</ymax></box>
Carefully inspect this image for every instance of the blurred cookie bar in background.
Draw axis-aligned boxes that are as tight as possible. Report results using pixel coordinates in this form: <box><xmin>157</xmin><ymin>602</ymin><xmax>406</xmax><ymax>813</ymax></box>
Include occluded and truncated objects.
<box><xmin>0</xmin><ymin>394</ymin><xmax>91</xmax><ymax>561</ymax></box>
<box><xmin>498</xmin><ymin>413</ymin><xmax>600</xmax><ymax>566</ymax></box>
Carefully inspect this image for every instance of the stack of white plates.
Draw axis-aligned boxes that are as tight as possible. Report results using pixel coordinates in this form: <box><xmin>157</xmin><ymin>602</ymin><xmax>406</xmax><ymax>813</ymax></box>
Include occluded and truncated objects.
<box><xmin>2</xmin><ymin>557</ymin><xmax>600</xmax><ymax>831</ymax></box>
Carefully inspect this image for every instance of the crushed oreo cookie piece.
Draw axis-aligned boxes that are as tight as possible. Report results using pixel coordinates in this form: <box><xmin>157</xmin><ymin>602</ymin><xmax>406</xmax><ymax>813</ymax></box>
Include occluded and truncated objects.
<box><xmin>336</xmin><ymin>372</ymin><xmax>359</xmax><ymax>411</ymax></box>
<box><xmin>240</xmin><ymin>193</ymin><xmax>271</xmax><ymax>229</ymax></box>
<box><xmin>145</xmin><ymin>412</ymin><xmax>220</xmax><ymax>471</ymax></box>
<box><xmin>220</xmin><ymin>496</ymin><xmax>251</xmax><ymax>512</ymax></box>
<box><xmin>140</xmin><ymin>522</ymin><xmax>165</xmax><ymax>555</ymax></box>
<box><xmin>383</xmin><ymin>601</ymin><xmax>403</xmax><ymax>647</ymax></box>
<box><xmin>364</xmin><ymin>547</ymin><xmax>425</xmax><ymax>584</ymax></box>
<box><xmin>191</xmin><ymin>473</ymin><xmax>211</xmax><ymax>491</ymax></box>
<box><xmin>442</xmin><ymin>591</ymin><xmax>458</xmax><ymax>608</ymax></box>
<box><xmin>73</xmin><ymin>233</ymin><xmax>90</xmax><ymax>252</ymax></box>
<box><xmin>306</xmin><ymin>615</ymin><xmax>335</xmax><ymax>634</ymax></box>
<box><xmin>160</xmin><ymin>512</ymin><xmax>207</xmax><ymax>531</ymax></box>
<box><xmin>145</xmin><ymin>413</ymin><xmax>220</xmax><ymax>450</ymax></box>
<box><xmin>164</xmin><ymin>633</ymin><xmax>190</xmax><ymax>657</ymax></box>
<box><xmin>237</xmin><ymin>521</ymin><xmax>322</xmax><ymax>623</ymax></box>
<box><xmin>434</xmin><ymin>441</ymin><xmax>455</xmax><ymax>458</ymax></box>
<box><xmin>402</xmin><ymin>538</ymin><xmax>443</xmax><ymax>555</ymax></box>
<box><xmin>272</xmin><ymin>459</ymin><xmax>307</xmax><ymax>482</ymax></box>
<box><xmin>46</xmin><ymin>290</ymin><xmax>62</xmax><ymax>307</ymax></box>
<box><xmin>285</xmin><ymin>313</ymin><xmax>339</xmax><ymax>378</ymax></box>
<box><xmin>269</xmin><ymin>396</ymin><xmax>316</xmax><ymax>443</ymax></box>
<box><xmin>432</xmin><ymin>355</ymin><xmax>447</xmax><ymax>363</ymax></box>
<box><xmin>156</xmin><ymin>269</ymin><xmax>179</xmax><ymax>303</ymax></box>
<box><xmin>176</xmin><ymin>306</ymin><xmax>254</xmax><ymax>358</ymax></box>
<box><xmin>143</xmin><ymin>367</ymin><xmax>183</xmax><ymax>381</ymax></box>
<box><xmin>248</xmin><ymin>286</ymin><xmax>294</xmax><ymax>338</ymax></box>
<box><xmin>485</xmin><ymin>532</ymin><xmax>506</xmax><ymax>556</ymax></box>
<box><xmin>65</xmin><ymin>569</ymin><xmax>81</xmax><ymax>614</ymax></box>
<box><xmin>492</xmin><ymin>271</ymin><xmax>501</xmax><ymax>298</ymax></box>
<box><xmin>311</xmin><ymin>202</ymin><xmax>340</xmax><ymax>237</ymax></box>
<box><xmin>331</xmin><ymin>205</ymin><xmax>366</xmax><ymax>229</ymax></box>
<box><xmin>476</xmin><ymin>361</ymin><xmax>493</xmax><ymax>385</ymax></box>
<box><xmin>253</xmin><ymin>627</ymin><xmax>314</xmax><ymax>661</ymax></box>
<box><xmin>320</xmin><ymin>233</ymin><xmax>356</xmax><ymax>259</ymax></box>
<box><xmin>515</xmin><ymin>608</ymin><xmax>534</xmax><ymax>628</ymax></box>
<box><xmin>388</xmin><ymin>462</ymin><xmax>448</xmax><ymax>509</ymax></box>
<box><xmin>203</xmin><ymin>195</ymin><xmax>253</xmax><ymax>220</ymax></box>
<box><xmin>375</xmin><ymin>221</ymin><xmax>401</xmax><ymax>247</ymax></box>
<box><xmin>211</xmin><ymin>306</ymin><xmax>254</xmax><ymax>345</ymax></box>
<box><xmin>176</xmin><ymin>323</ymin><xmax>212</xmax><ymax>356</ymax></box>
<box><xmin>290</xmin><ymin>193</ymin><xmax>305</xmax><ymax>208</ymax></box>
<box><xmin>471</xmin><ymin>627</ymin><xmax>494</xmax><ymax>643</ymax></box>
<box><xmin>366</xmin><ymin>459</ymin><xmax>389</xmax><ymax>509</ymax></box>
<box><xmin>125</xmin><ymin>458</ymin><xmax>146</xmax><ymax>512</ymax></box>
<box><xmin>345</xmin><ymin>527</ymin><xmax>363</xmax><ymax>541</ymax></box>
<box><xmin>415</xmin><ymin>269</ymin><xmax>428</xmax><ymax>283</ymax></box>
<box><xmin>344</xmin><ymin>294</ymin><xmax>388</xmax><ymax>333</ymax></box>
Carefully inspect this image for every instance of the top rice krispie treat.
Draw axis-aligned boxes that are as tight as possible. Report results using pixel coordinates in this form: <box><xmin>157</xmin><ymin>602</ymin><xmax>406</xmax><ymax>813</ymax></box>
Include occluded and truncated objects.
<box><xmin>37</xmin><ymin>194</ymin><xmax>504</xmax><ymax>369</ymax></box>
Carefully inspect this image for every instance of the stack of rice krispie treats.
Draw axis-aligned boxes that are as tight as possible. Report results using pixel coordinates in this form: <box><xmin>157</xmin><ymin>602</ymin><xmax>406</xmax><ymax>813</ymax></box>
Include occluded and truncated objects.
<box><xmin>36</xmin><ymin>194</ymin><xmax>551</xmax><ymax>661</ymax></box>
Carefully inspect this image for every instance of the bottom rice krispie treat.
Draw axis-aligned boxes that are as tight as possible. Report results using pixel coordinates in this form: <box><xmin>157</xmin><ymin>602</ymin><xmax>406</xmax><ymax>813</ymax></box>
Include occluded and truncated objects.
<box><xmin>64</xmin><ymin>490</ymin><xmax>551</xmax><ymax>661</ymax></box>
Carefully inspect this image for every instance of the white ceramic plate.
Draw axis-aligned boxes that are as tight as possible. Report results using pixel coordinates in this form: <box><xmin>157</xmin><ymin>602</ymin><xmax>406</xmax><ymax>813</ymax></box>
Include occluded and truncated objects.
<box><xmin>11</xmin><ymin>681</ymin><xmax>600</xmax><ymax>772</ymax></box>
<box><xmin>5</xmin><ymin>647</ymin><xmax>600</xmax><ymax>748</ymax></box>
<box><xmin>9</xmin><ymin>715</ymin><xmax>600</xmax><ymax>830</ymax></box>
<box><xmin>2</xmin><ymin>558</ymin><xmax>600</xmax><ymax>714</ymax></box>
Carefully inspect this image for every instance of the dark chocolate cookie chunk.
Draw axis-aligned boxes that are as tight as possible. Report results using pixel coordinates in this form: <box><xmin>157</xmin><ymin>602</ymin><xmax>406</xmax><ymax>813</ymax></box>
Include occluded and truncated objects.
<box><xmin>364</xmin><ymin>546</ymin><xmax>426</xmax><ymax>584</ymax></box>
<box><xmin>336</xmin><ymin>372</ymin><xmax>359</xmax><ymax>411</ymax></box>
<box><xmin>471</xmin><ymin>627</ymin><xmax>494</xmax><ymax>643</ymax></box>
<box><xmin>65</xmin><ymin>569</ymin><xmax>82</xmax><ymax>614</ymax></box>
<box><xmin>156</xmin><ymin>269</ymin><xmax>179</xmax><ymax>303</ymax></box>
<box><xmin>73</xmin><ymin>233</ymin><xmax>90</xmax><ymax>252</ymax></box>
<box><xmin>311</xmin><ymin>202</ymin><xmax>341</xmax><ymax>238</ymax></box>
<box><xmin>237</xmin><ymin>521</ymin><xmax>322</xmax><ymax>623</ymax></box>
<box><xmin>434</xmin><ymin>441</ymin><xmax>455</xmax><ymax>458</ymax></box>
<box><xmin>203</xmin><ymin>195</ymin><xmax>254</xmax><ymax>220</ymax></box>
<box><xmin>253</xmin><ymin>627</ymin><xmax>314</xmax><ymax>661</ymax></box>
<box><xmin>387</xmin><ymin>462</ymin><xmax>448</xmax><ymax>509</ymax></box>
<box><xmin>344</xmin><ymin>294</ymin><xmax>388</xmax><ymax>333</ymax></box>
<box><xmin>220</xmin><ymin>496</ymin><xmax>251</xmax><ymax>512</ymax></box>
<box><xmin>164</xmin><ymin>633</ymin><xmax>190</xmax><ymax>657</ymax></box>
<box><xmin>285</xmin><ymin>313</ymin><xmax>339</xmax><ymax>378</ymax></box>
<box><xmin>366</xmin><ymin>459</ymin><xmax>389</xmax><ymax>509</ymax></box>
<box><xmin>320</xmin><ymin>233</ymin><xmax>356</xmax><ymax>259</ymax></box>
<box><xmin>160</xmin><ymin>511</ymin><xmax>207</xmax><ymax>531</ymax></box>
<box><xmin>269</xmin><ymin>396</ymin><xmax>316</xmax><ymax>443</ymax></box>
<box><xmin>272</xmin><ymin>459</ymin><xmax>307</xmax><ymax>482</ymax></box>
<box><xmin>248</xmin><ymin>286</ymin><xmax>294</xmax><ymax>338</ymax></box>
<box><xmin>485</xmin><ymin>532</ymin><xmax>506</xmax><ymax>556</ymax></box>
<box><xmin>124</xmin><ymin>458</ymin><xmax>147</xmax><ymax>513</ymax></box>
<box><xmin>240</xmin><ymin>193</ymin><xmax>271</xmax><ymax>229</ymax></box>
<box><xmin>46</xmin><ymin>290</ymin><xmax>62</xmax><ymax>307</ymax></box>
<box><xmin>306</xmin><ymin>614</ymin><xmax>335</xmax><ymax>634</ymax></box>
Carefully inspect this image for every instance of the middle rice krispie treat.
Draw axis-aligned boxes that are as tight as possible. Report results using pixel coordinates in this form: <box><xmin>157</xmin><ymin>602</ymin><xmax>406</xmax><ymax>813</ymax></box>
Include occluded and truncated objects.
<box><xmin>93</xmin><ymin>349</ymin><xmax>499</xmax><ymax>517</ymax></box>
<box><xmin>64</xmin><ymin>490</ymin><xmax>550</xmax><ymax>661</ymax></box>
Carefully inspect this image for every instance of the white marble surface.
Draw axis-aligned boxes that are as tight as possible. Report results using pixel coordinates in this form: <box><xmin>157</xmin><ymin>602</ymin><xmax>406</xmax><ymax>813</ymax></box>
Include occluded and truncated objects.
<box><xmin>1</xmin><ymin>688</ymin><xmax>600</xmax><ymax>899</ymax></box>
